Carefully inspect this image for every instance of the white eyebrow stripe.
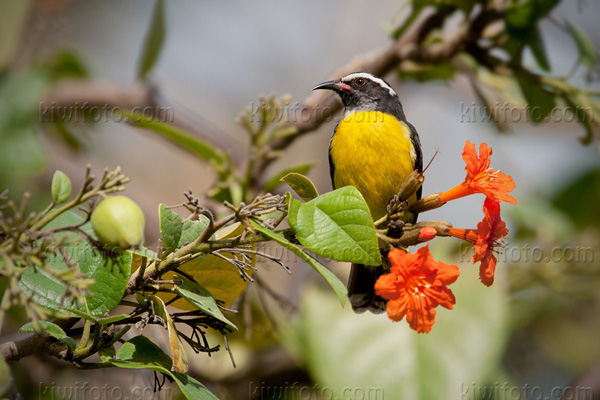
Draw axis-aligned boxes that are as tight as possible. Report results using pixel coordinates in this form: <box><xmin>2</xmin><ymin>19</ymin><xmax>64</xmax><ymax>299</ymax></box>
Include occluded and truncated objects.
<box><xmin>341</xmin><ymin>73</ymin><xmax>397</xmax><ymax>97</ymax></box>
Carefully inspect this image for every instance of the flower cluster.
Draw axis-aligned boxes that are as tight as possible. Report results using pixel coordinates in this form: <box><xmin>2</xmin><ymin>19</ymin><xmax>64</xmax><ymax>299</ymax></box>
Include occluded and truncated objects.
<box><xmin>375</xmin><ymin>141</ymin><xmax>516</xmax><ymax>333</ymax></box>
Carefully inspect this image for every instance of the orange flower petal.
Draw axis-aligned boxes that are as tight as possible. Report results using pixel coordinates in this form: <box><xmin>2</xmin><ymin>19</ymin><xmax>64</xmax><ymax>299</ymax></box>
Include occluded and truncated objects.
<box><xmin>478</xmin><ymin>253</ymin><xmax>497</xmax><ymax>287</ymax></box>
<box><xmin>373</xmin><ymin>273</ymin><xmax>402</xmax><ymax>300</ymax></box>
<box><xmin>440</xmin><ymin>141</ymin><xmax>517</xmax><ymax>204</ymax></box>
<box><xmin>463</xmin><ymin>141</ymin><xmax>490</xmax><ymax>177</ymax></box>
<box><xmin>406</xmin><ymin>297</ymin><xmax>436</xmax><ymax>334</ymax></box>
<box><xmin>472</xmin><ymin>198</ymin><xmax>508</xmax><ymax>286</ymax></box>
<box><xmin>386</xmin><ymin>296</ymin><xmax>410</xmax><ymax>322</ymax></box>
<box><xmin>387</xmin><ymin>248</ymin><xmax>408</xmax><ymax>269</ymax></box>
<box><xmin>432</xmin><ymin>262</ymin><xmax>461</xmax><ymax>287</ymax></box>
<box><xmin>375</xmin><ymin>245</ymin><xmax>459</xmax><ymax>333</ymax></box>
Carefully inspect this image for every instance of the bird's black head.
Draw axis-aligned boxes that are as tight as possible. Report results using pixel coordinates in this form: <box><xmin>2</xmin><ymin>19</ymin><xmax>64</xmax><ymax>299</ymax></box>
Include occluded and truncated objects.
<box><xmin>312</xmin><ymin>72</ymin><xmax>405</xmax><ymax>118</ymax></box>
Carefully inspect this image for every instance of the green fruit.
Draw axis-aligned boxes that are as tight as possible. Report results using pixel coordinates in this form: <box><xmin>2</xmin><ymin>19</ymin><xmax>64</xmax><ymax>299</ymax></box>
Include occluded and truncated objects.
<box><xmin>91</xmin><ymin>196</ymin><xmax>145</xmax><ymax>249</ymax></box>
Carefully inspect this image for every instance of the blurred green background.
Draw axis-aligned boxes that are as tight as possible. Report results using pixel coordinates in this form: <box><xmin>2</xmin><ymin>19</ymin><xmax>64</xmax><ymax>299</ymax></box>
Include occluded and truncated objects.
<box><xmin>1</xmin><ymin>0</ymin><xmax>599</xmax><ymax>399</ymax></box>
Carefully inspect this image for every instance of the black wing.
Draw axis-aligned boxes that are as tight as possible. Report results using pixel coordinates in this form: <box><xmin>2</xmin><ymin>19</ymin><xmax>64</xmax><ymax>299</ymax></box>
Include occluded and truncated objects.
<box><xmin>405</xmin><ymin>121</ymin><xmax>423</xmax><ymax>225</ymax></box>
<box><xmin>406</xmin><ymin>121</ymin><xmax>423</xmax><ymax>201</ymax></box>
<box><xmin>328</xmin><ymin>124</ymin><xmax>339</xmax><ymax>190</ymax></box>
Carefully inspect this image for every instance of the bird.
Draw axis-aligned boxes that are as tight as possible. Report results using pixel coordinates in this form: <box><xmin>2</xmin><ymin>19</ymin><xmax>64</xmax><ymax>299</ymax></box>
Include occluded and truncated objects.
<box><xmin>313</xmin><ymin>72</ymin><xmax>423</xmax><ymax>314</ymax></box>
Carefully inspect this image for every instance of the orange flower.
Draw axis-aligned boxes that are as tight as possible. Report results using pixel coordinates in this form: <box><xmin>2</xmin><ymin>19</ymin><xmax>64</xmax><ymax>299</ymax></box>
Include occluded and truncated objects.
<box><xmin>439</xmin><ymin>141</ymin><xmax>517</xmax><ymax>204</ymax></box>
<box><xmin>374</xmin><ymin>244</ymin><xmax>459</xmax><ymax>333</ymax></box>
<box><xmin>447</xmin><ymin>198</ymin><xmax>508</xmax><ymax>286</ymax></box>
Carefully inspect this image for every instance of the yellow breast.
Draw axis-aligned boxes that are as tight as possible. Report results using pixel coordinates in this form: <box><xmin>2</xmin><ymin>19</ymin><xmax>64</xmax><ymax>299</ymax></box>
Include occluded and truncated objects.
<box><xmin>330</xmin><ymin>110</ymin><xmax>416</xmax><ymax>220</ymax></box>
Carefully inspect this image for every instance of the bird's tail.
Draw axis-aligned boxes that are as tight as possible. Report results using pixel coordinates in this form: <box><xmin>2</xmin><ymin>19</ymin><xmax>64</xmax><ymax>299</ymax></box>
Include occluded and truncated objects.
<box><xmin>347</xmin><ymin>261</ymin><xmax>388</xmax><ymax>314</ymax></box>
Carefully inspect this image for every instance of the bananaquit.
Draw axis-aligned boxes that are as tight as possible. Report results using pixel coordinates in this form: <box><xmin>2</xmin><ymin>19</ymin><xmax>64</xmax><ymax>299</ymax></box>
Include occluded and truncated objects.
<box><xmin>313</xmin><ymin>72</ymin><xmax>423</xmax><ymax>314</ymax></box>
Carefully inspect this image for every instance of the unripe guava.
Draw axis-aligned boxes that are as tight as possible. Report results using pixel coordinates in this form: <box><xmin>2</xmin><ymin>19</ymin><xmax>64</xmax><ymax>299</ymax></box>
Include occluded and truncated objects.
<box><xmin>91</xmin><ymin>195</ymin><xmax>145</xmax><ymax>249</ymax></box>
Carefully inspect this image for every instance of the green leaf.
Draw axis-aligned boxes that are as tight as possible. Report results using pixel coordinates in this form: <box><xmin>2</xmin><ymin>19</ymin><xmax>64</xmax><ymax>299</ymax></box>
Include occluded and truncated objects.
<box><xmin>264</xmin><ymin>163</ymin><xmax>314</xmax><ymax>194</ymax></box>
<box><xmin>514</xmin><ymin>70</ymin><xmax>555</xmax><ymax>123</ymax></box>
<box><xmin>506</xmin><ymin>1</ymin><xmax>533</xmax><ymax>32</ymax></box>
<box><xmin>207</xmin><ymin>185</ymin><xmax>233</xmax><ymax>204</ymax></box>
<box><xmin>58</xmin><ymin>307</ymin><xmax>96</xmax><ymax>322</ymax></box>
<box><xmin>124</xmin><ymin>113</ymin><xmax>228</xmax><ymax>166</ymax></box>
<box><xmin>528</xmin><ymin>27</ymin><xmax>550</xmax><ymax>72</ymax></box>
<box><xmin>115</xmin><ymin>335</ymin><xmax>173</xmax><ymax>366</ymax></box>
<box><xmin>19</xmin><ymin>212</ymin><xmax>132</xmax><ymax>317</ymax></box>
<box><xmin>98</xmin><ymin>345</ymin><xmax>115</xmax><ymax>362</ymax></box>
<box><xmin>552</xmin><ymin>167</ymin><xmax>600</xmax><ymax>230</ymax></box>
<box><xmin>112</xmin><ymin>336</ymin><xmax>218</xmax><ymax>400</ymax></box>
<box><xmin>281</xmin><ymin>173</ymin><xmax>319</xmax><ymax>202</ymax></box>
<box><xmin>411</xmin><ymin>0</ymin><xmax>477</xmax><ymax>10</ymax></box>
<box><xmin>39</xmin><ymin>209</ymin><xmax>94</xmax><ymax>239</ymax></box>
<box><xmin>159</xmin><ymin>204</ymin><xmax>182</xmax><ymax>250</ymax></box>
<box><xmin>469</xmin><ymin>78</ymin><xmax>506</xmax><ymax>132</ymax></box>
<box><xmin>19</xmin><ymin>321</ymin><xmax>77</xmax><ymax>350</ymax></box>
<box><xmin>566</xmin><ymin>21</ymin><xmax>598</xmax><ymax>69</ymax></box>
<box><xmin>20</xmin><ymin>245</ymin><xmax>132</xmax><ymax>317</ymax></box>
<box><xmin>178</xmin><ymin>217</ymin><xmax>210</xmax><ymax>247</ymax></box>
<box><xmin>506</xmin><ymin>0</ymin><xmax>559</xmax><ymax>31</ymax></box>
<box><xmin>0</xmin><ymin>0</ymin><xmax>31</xmax><ymax>71</ymax></box>
<box><xmin>398</xmin><ymin>60</ymin><xmax>456</xmax><ymax>83</ymax></box>
<box><xmin>137</xmin><ymin>0</ymin><xmax>166</xmax><ymax>80</ymax></box>
<box><xmin>505</xmin><ymin>0</ymin><xmax>560</xmax><ymax>61</ymax></box>
<box><xmin>50</xmin><ymin>119</ymin><xmax>83</xmax><ymax>150</ymax></box>
<box><xmin>127</xmin><ymin>246</ymin><xmax>159</xmax><ymax>261</ymax></box>
<box><xmin>449</xmin><ymin>0</ymin><xmax>479</xmax><ymax>11</ymax></box>
<box><xmin>97</xmin><ymin>314</ymin><xmax>131</xmax><ymax>325</ymax></box>
<box><xmin>44</xmin><ymin>50</ymin><xmax>90</xmax><ymax>80</ymax></box>
<box><xmin>19</xmin><ymin>320</ymin><xmax>61</xmax><ymax>334</ymax></box>
<box><xmin>287</xmin><ymin>186</ymin><xmax>381</xmax><ymax>266</ymax></box>
<box><xmin>390</xmin><ymin>4</ymin><xmax>423</xmax><ymax>40</ymax></box>
<box><xmin>283</xmin><ymin>269</ymin><xmax>507</xmax><ymax>400</ymax></box>
<box><xmin>563</xmin><ymin>94</ymin><xmax>595</xmax><ymax>145</ymax></box>
<box><xmin>172</xmin><ymin>274</ymin><xmax>237</xmax><ymax>332</ymax></box>
<box><xmin>150</xmin><ymin>295</ymin><xmax>188</xmax><ymax>374</ymax></box>
<box><xmin>0</xmin><ymin>70</ymin><xmax>49</xmax><ymax>185</ymax></box>
<box><xmin>251</xmin><ymin>221</ymin><xmax>347</xmax><ymax>306</ymax></box>
<box><xmin>0</xmin><ymin>355</ymin><xmax>10</xmax><ymax>397</ymax></box>
<box><xmin>51</xmin><ymin>170</ymin><xmax>72</xmax><ymax>204</ymax></box>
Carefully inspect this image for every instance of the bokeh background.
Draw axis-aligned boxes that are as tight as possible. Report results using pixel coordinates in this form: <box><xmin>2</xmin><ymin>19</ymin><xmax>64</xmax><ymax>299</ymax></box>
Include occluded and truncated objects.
<box><xmin>1</xmin><ymin>0</ymin><xmax>600</xmax><ymax>399</ymax></box>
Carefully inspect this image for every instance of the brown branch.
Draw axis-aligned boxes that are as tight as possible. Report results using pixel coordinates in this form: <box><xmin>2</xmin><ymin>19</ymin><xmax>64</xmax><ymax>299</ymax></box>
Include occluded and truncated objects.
<box><xmin>561</xmin><ymin>360</ymin><xmax>600</xmax><ymax>399</ymax></box>
<box><xmin>285</xmin><ymin>7</ymin><xmax>450</xmax><ymax>138</ymax></box>
<box><xmin>7</xmin><ymin>3</ymin><xmax>508</xmax><ymax>366</ymax></box>
<box><xmin>40</xmin><ymin>80</ymin><xmax>243</xmax><ymax>160</ymax></box>
<box><xmin>41</xmin><ymin>80</ymin><xmax>155</xmax><ymax>111</ymax></box>
<box><xmin>251</xmin><ymin>4</ymin><xmax>504</xmax><ymax>183</ymax></box>
<box><xmin>0</xmin><ymin>318</ymin><xmax>78</xmax><ymax>362</ymax></box>
<box><xmin>38</xmin><ymin>4</ymin><xmax>505</xmax><ymax>188</ymax></box>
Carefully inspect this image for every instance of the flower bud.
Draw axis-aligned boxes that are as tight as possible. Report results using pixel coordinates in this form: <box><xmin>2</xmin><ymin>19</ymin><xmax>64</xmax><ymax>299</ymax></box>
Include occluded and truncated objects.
<box><xmin>397</xmin><ymin>171</ymin><xmax>424</xmax><ymax>202</ymax></box>
<box><xmin>410</xmin><ymin>193</ymin><xmax>444</xmax><ymax>214</ymax></box>
<box><xmin>91</xmin><ymin>195</ymin><xmax>145</xmax><ymax>249</ymax></box>
<box><xmin>418</xmin><ymin>226</ymin><xmax>437</xmax><ymax>242</ymax></box>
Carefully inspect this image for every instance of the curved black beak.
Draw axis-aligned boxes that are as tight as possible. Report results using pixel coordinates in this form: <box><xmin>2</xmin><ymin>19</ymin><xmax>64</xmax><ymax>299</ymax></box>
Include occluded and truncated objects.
<box><xmin>312</xmin><ymin>79</ymin><xmax>351</xmax><ymax>92</ymax></box>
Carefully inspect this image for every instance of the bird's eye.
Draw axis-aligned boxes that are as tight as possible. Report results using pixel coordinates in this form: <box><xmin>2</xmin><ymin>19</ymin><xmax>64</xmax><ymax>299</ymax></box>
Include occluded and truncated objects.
<box><xmin>355</xmin><ymin>78</ymin><xmax>366</xmax><ymax>86</ymax></box>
